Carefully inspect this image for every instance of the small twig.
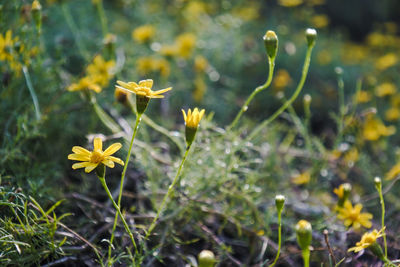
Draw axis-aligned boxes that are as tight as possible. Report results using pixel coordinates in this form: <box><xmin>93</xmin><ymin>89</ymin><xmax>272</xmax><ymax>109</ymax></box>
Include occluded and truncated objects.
<box><xmin>323</xmin><ymin>229</ymin><xmax>336</xmax><ymax>265</ymax></box>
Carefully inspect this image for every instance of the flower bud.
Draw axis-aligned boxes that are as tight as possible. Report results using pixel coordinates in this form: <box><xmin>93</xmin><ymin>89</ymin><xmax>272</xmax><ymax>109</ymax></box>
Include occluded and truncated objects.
<box><xmin>305</xmin><ymin>28</ymin><xmax>317</xmax><ymax>48</ymax></box>
<box><xmin>295</xmin><ymin>220</ymin><xmax>312</xmax><ymax>250</ymax></box>
<box><xmin>303</xmin><ymin>94</ymin><xmax>312</xmax><ymax>105</ymax></box>
<box><xmin>374</xmin><ymin>177</ymin><xmax>382</xmax><ymax>191</ymax></box>
<box><xmin>182</xmin><ymin>108</ymin><xmax>205</xmax><ymax>147</ymax></box>
<box><xmin>263</xmin><ymin>30</ymin><xmax>278</xmax><ymax>60</ymax></box>
<box><xmin>275</xmin><ymin>195</ymin><xmax>285</xmax><ymax>213</ymax></box>
<box><xmin>31</xmin><ymin>0</ymin><xmax>42</xmax><ymax>34</ymax></box>
<box><xmin>198</xmin><ymin>250</ymin><xmax>216</xmax><ymax>267</ymax></box>
<box><xmin>368</xmin><ymin>242</ymin><xmax>385</xmax><ymax>260</ymax></box>
<box><xmin>136</xmin><ymin>95</ymin><xmax>150</xmax><ymax>114</ymax></box>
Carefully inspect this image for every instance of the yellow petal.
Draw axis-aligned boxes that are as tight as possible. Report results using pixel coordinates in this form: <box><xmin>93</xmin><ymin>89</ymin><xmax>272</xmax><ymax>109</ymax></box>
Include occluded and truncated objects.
<box><xmin>182</xmin><ymin>109</ymin><xmax>187</xmax><ymax>122</ymax></box>
<box><xmin>102</xmin><ymin>160</ymin><xmax>115</xmax><ymax>168</ymax></box>
<box><xmin>117</xmin><ymin>80</ymin><xmax>131</xmax><ymax>89</ymax></box>
<box><xmin>107</xmin><ymin>156</ymin><xmax>124</xmax><ymax>166</ymax></box>
<box><xmin>153</xmin><ymin>87</ymin><xmax>172</xmax><ymax>95</ymax></box>
<box><xmin>103</xmin><ymin>143</ymin><xmax>122</xmax><ymax>156</ymax></box>
<box><xmin>139</xmin><ymin>79</ymin><xmax>153</xmax><ymax>88</ymax></box>
<box><xmin>94</xmin><ymin>137</ymin><xmax>103</xmax><ymax>151</ymax></box>
<box><xmin>72</xmin><ymin>146</ymin><xmax>91</xmax><ymax>156</ymax></box>
<box><xmin>85</xmin><ymin>163</ymin><xmax>98</xmax><ymax>173</ymax></box>
<box><xmin>68</xmin><ymin>154</ymin><xmax>90</xmax><ymax>161</ymax></box>
<box><xmin>199</xmin><ymin>109</ymin><xmax>205</xmax><ymax>121</ymax></box>
<box><xmin>72</xmin><ymin>162</ymin><xmax>91</xmax><ymax>169</ymax></box>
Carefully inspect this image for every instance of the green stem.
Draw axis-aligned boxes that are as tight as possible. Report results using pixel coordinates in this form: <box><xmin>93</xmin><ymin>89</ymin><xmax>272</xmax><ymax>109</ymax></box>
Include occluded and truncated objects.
<box><xmin>61</xmin><ymin>3</ymin><xmax>89</xmax><ymax>60</ymax></box>
<box><xmin>377</xmin><ymin>185</ymin><xmax>387</xmax><ymax>258</ymax></box>
<box><xmin>107</xmin><ymin>114</ymin><xmax>142</xmax><ymax>264</ymax></box>
<box><xmin>146</xmin><ymin>146</ymin><xmax>191</xmax><ymax>239</ymax></box>
<box><xmin>302</xmin><ymin>248</ymin><xmax>310</xmax><ymax>267</ymax></box>
<box><xmin>335</xmin><ymin>71</ymin><xmax>345</xmax><ymax>146</ymax></box>
<box><xmin>22</xmin><ymin>66</ymin><xmax>41</xmax><ymax>121</ymax></box>
<box><xmin>270</xmin><ymin>211</ymin><xmax>282</xmax><ymax>267</ymax></box>
<box><xmin>248</xmin><ymin>44</ymin><xmax>315</xmax><ymax>141</ymax></box>
<box><xmin>228</xmin><ymin>58</ymin><xmax>275</xmax><ymax>130</ymax></box>
<box><xmin>97</xmin><ymin>172</ymin><xmax>138</xmax><ymax>255</ymax></box>
<box><xmin>95</xmin><ymin>0</ymin><xmax>108</xmax><ymax>37</ymax></box>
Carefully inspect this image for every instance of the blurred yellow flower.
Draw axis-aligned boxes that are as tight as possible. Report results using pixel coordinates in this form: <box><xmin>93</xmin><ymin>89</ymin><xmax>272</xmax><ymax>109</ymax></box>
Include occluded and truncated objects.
<box><xmin>385</xmin><ymin>163</ymin><xmax>400</xmax><ymax>180</ymax></box>
<box><xmin>176</xmin><ymin>33</ymin><xmax>196</xmax><ymax>58</ymax></box>
<box><xmin>348</xmin><ymin>228</ymin><xmax>384</xmax><ymax>253</ymax></box>
<box><xmin>194</xmin><ymin>55</ymin><xmax>208</xmax><ymax>73</ymax></box>
<box><xmin>160</xmin><ymin>44</ymin><xmax>178</xmax><ymax>57</ymax></box>
<box><xmin>311</xmin><ymin>15</ymin><xmax>329</xmax><ymax>28</ymax></box>
<box><xmin>132</xmin><ymin>24</ymin><xmax>155</xmax><ymax>43</ymax></box>
<box><xmin>184</xmin><ymin>1</ymin><xmax>207</xmax><ymax>18</ymax></box>
<box><xmin>375</xmin><ymin>53</ymin><xmax>398</xmax><ymax>71</ymax></box>
<box><xmin>337</xmin><ymin>201</ymin><xmax>372</xmax><ymax>229</ymax></box>
<box><xmin>333</xmin><ymin>184</ymin><xmax>345</xmax><ymax>199</ymax></box>
<box><xmin>87</xmin><ymin>55</ymin><xmax>115</xmax><ymax>87</ymax></box>
<box><xmin>385</xmin><ymin>107</ymin><xmax>400</xmax><ymax>121</ymax></box>
<box><xmin>193</xmin><ymin>76</ymin><xmax>207</xmax><ymax>102</ymax></box>
<box><xmin>375</xmin><ymin>82</ymin><xmax>396</xmax><ymax>97</ymax></box>
<box><xmin>68</xmin><ymin>76</ymin><xmax>102</xmax><ymax>93</ymax></box>
<box><xmin>182</xmin><ymin>108</ymin><xmax>205</xmax><ymax>129</ymax></box>
<box><xmin>278</xmin><ymin>0</ymin><xmax>303</xmax><ymax>7</ymax></box>
<box><xmin>354</xmin><ymin>90</ymin><xmax>372</xmax><ymax>103</ymax></box>
<box><xmin>341</xmin><ymin>43</ymin><xmax>367</xmax><ymax>64</ymax></box>
<box><xmin>362</xmin><ymin>115</ymin><xmax>395</xmax><ymax>141</ymax></box>
<box><xmin>273</xmin><ymin>69</ymin><xmax>292</xmax><ymax>89</ymax></box>
<box><xmin>291</xmin><ymin>170</ymin><xmax>311</xmax><ymax>185</ymax></box>
<box><xmin>137</xmin><ymin>57</ymin><xmax>155</xmax><ymax>75</ymax></box>
<box><xmin>344</xmin><ymin>148</ymin><xmax>359</xmax><ymax>165</ymax></box>
<box><xmin>116</xmin><ymin>79</ymin><xmax>172</xmax><ymax>99</ymax></box>
<box><xmin>68</xmin><ymin>137</ymin><xmax>124</xmax><ymax>173</ymax></box>
<box><xmin>317</xmin><ymin>50</ymin><xmax>332</xmax><ymax>65</ymax></box>
<box><xmin>154</xmin><ymin>58</ymin><xmax>171</xmax><ymax>77</ymax></box>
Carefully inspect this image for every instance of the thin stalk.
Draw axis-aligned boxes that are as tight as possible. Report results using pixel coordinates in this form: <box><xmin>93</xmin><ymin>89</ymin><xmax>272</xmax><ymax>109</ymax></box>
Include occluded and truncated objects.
<box><xmin>248</xmin><ymin>45</ymin><xmax>315</xmax><ymax>141</ymax></box>
<box><xmin>22</xmin><ymin>66</ymin><xmax>41</xmax><ymax>121</ymax></box>
<box><xmin>377</xmin><ymin>186</ymin><xmax>387</xmax><ymax>257</ymax></box>
<box><xmin>107</xmin><ymin>114</ymin><xmax>142</xmax><ymax>264</ymax></box>
<box><xmin>302</xmin><ymin>248</ymin><xmax>310</xmax><ymax>267</ymax></box>
<box><xmin>335</xmin><ymin>71</ymin><xmax>345</xmax><ymax>145</ymax></box>
<box><xmin>95</xmin><ymin>0</ymin><xmax>108</xmax><ymax>37</ymax></box>
<box><xmin>269</xmin><ymin>211</ymin><xmax>282</xmax><ymax>267</ymax></box>
<box><xmin>61</xmin><ymin>3</ymin><xmax>89</xmax><ymax>60</ymax></box>
<box><xmin>146</xmin><ymin>146</ymin><xmax>191</xmax><ymax>239</ymax></box>
<box><xmin>97</xmin><ymin>172</ymin><xmax>138</xmax><ymax>255</ymax></box>
<box><xmin>228</xmin><ymin>58</ymin><xmax>275</xmax><ymax>130</ymax></box>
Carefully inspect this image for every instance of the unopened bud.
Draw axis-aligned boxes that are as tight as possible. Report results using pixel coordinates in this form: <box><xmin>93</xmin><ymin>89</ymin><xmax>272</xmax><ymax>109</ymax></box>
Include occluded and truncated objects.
<box><xmin>136</xmin><ymin>95</ymin><xmax>150</xmax><ymax>114</ymax></box>
<box><xmin>31</xmin><ymin>0</ymin><xmax>42</xmax><ymax>34</ymax></box>
<box><xmin>275</xmin><ymin>195</ymin><xmax>285</xmax><ymax>213</ymax></box>
<box><xmin>303</xmin><ymin>94</ymin><xmax>312</xmax><ymax>105</ymax></box>
<box><xmin>295</xmin><ymin>220</ymin><xmax>312</xmax><ymax>250</ymax></box>
<box><xmin>263</xmin><ymin>30</ymin><xmax>278</xmax><ymax>60</ymax></box>
<box><xmin>305</xmin><ymin>28</ymin><xmax>317</xmax><ymax>48</ymax></box>
<box><xmin>198</xmin><ymin>250</ymin><xmax>216</xmax><ymax>267</ymax></box>
<box><xmin>374</xmin><ymin>177</ymin><xmax>382</xmax><ymax>191</ymax></box>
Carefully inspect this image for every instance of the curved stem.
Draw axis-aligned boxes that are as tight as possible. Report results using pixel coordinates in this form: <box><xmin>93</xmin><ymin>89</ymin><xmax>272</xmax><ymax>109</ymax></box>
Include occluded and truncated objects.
<box><xmin>248</xmin><ymin>45</ymin><xmax>314</xmax><ymax>141</ymax></box>
<box><xmin>302</xmin><ymin>248</ymin><xmax>310</xmax><ymax>267</ymax></box>
<box><xmin>95</xmin><ymin>0</ymin><xmax>108</xmax><ymax>37</ymax></box>
<box><xmin>97</xmin><ymin>173</ymin><xmax>138</xmax><ymax>256</ymax></box>
<box><xmin>108</xmin><ymin>114</ymin><xmax>142</xmax><ymax>264</ymax></box>
<box><xmin>270</xmin><ymin>212</ymin><xmax>282</xmax><ymax>267</ymax></box>
<box><xmin>228</xmin><ymin>59</ymin><xmax>275</xmax><ymax>130</ymax></box>
<box><xmin>145</xmin><ymin>146</ymin><xmax>191</xmax><ymax>239</ymax></box>
<box><xmin>377</xmin><ymin>185</ymin><xmax>387</xmax><ymax>258</ymax></box>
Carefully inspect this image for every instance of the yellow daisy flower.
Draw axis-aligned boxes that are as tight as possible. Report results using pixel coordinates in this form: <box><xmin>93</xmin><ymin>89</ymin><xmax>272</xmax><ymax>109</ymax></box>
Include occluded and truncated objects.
<box><xmin>182</xmin><ymin>108</ymin><xmax>205</xmax><ymax>129</ymax></box>
<box><xmin>348</xmin><ymin>228</ymin><xmax>384</xmax><ymax>253</ymax></box>
<box><xmin>68</xmin><ymin>137</ymin><xmax>124</xmax><ymax>173</ymax></box>
<box><xmin>116</xmin><ymin>79</ymin><xmax>172</xmax><ymax>99</ymax></box>
<box><xmin>337</xmin><ymin>201</ymin><xmax>372</xmax><ymax>229</ymax></box>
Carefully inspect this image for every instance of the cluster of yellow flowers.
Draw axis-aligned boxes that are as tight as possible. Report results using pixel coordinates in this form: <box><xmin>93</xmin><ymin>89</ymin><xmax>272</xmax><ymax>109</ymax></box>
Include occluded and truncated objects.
<box><xmin>67</xmin><ymin>55</ymin><xmax>115</xmax><ymax>93</ymax></box>
<box><xmin>0</xmin><ymin>30</ymin><xmax>23</xmax><ymax>73</ymax></box>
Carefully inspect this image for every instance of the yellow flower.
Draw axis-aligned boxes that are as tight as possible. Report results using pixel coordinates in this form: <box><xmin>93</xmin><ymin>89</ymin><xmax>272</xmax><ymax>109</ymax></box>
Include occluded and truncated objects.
<box><xmin>311</xmin><ymin>15</ymin><xmax>329</xmax><ymax>28</ymax></box>
<box><xmin>362</xmin><ymin>115</ymin><xmax>396</xmax><ymax>141</ymax></box>
<box><xmin>375</xmin><ymin>82</ymin><xmax>396</xmax><ymax>97</ymax></box>
<box><xmin>116</xmin><ymin>79</ymin><xmax>172</xmax><ymax>99</ymax></box>
<box><xmin>385</xmin><ymin>163</ymin><xmax>400</xmax><ymax>180</ymax></box>
<box><xmin>385</xmin><ymin>107</ymin><xmax>400</xmax><ymax>121</ymax></box>
<box><xmin>354</xmin><ymin>90</ymin><xmax>372</xmax><ymax>103</ymax></box>
<box><xmin>176</xmin><ymin>33</ymin><xmax>196</xmax><ymax>58</ymax></box>
<box><xmin>291</xmin><ymin>170</ymin><xmax>311</xmax><ymax>185</ymax></box>
<box><xmin>182</xmin><ymin>108</ymin><xmax>205</xmax><ymax>129</ymax></box>
<box><xmin>278</xmin><ymin>0</ymin><xmax>303</xmax><ymax>7</ymax></box>
<box><xmin>0</xmin><ymin>30</ymin><xmax>18</xmax><ymax>62</ymax></box>
<box><xmin>68</xmin><ymin>137</ymin><xmax>124</xmax><ymax>173</ymax></box>
<box><xmin>67</xmin><ymin>76</ymin><xmax>102</xmax><ymax>93</ymax></box>
<box><xmin>194</xmin><ymin>55</ymin><xmax>208</xmax><ymax>73</ymax></box>
<box><xmin>375</xmin><ymin>53</ymin><xmax>397</xmax><ymax>71</ymax></box>
<box><xmin>337</xmin><ymin>201</ymin><xmax>372</xmax><ymax>229</ymax></box>
<box><xmin>273</xmin><ymin>69</ymin><xmax>292</xmax><ymax>90</ymax></box>
<box><xmin>160</xmin><ymin>45</ymin><xmax>178</xmax><ymax>57</ymax></box>
<box><xmin>86</xmin><ymin>55</ymin><xmax>115</xmax><ymax>87</ymax></box>
<box><xmin>333</xmin><ymin>184</ymin><xmax>345</xmax><ymax>199</ymax></box>
<box><xmin>193</xmin><ymin>76</ymin><xmax>207</xmax><ymax>102</ymax></box>
<box><xmin>348</xmin><ymin>228</ymin><xmax>384</xmax><ymax>253</ymax></box>
<box><xmin>132</xmin><ymin>24</ymin><xmax>155</xmax><ymax>43</ymax></box>
<box><xmin>32</xmin><ymin>0</ymin><xmax>42</xmax><ymax>10</ymax></box>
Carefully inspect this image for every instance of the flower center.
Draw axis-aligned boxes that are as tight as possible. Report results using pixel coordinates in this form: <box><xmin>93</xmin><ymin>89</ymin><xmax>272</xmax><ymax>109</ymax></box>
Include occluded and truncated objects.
<box><xmin>349</xmin><ymin>209</ymin><xmax>359</xmax><ymax>221</ymax></box>
<box><xmin>90</xmin><ymin>149</ymin><xmax>104</xmax><ymax>163</ymax></box>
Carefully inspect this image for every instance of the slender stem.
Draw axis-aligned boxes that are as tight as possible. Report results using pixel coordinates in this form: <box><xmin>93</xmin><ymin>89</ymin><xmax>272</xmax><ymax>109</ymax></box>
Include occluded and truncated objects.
<box><xmin>146</xmin><ymin>146</ymin><xmax>191</xmax><ymax>239</ymax></box>
<box><xmin>22</xmin><ymin>66</ymin><xmax>41</xmax><ymax>121</ymax></box>
<box><xmin>248</xmin><ymin>45</ymin><xmax>315</xmax><ymax>141</ymax></box>
<box><xmin>270</xmin><ymin>211</ymin><xmax>282</xmax><ymax>267</ymax></box>
<box><xmin>302</xmin><ymin>248</ymin><xmax>310</xmax><ymax>267</ymax></box>
<box><xmin>377</xmin><ymin>185</ymin><xmax>387</xmax><ymax>257</ymax></box>
<box><xmin>98</xmin><ymin>174</ymin><xmax>138</xmax><ymax>254</ymax></box>
<box><xmin>335</xmin><ymin>71</ymin><xmax>345</xmax><ymax>146</ymax></box>
<box><xmin>95</xmin><ymin>0</ymin><xmax>108</xmax><ymax>37</ymax></box>
<box><xmin>108</xmin><ymin>114</ymin><xmax>142</xmax><ymax>264</ymax></box>
<box><xmin>228</xmin><ymin>58</ymin><xmax>275</xmax><ymax>130</ymax></box>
